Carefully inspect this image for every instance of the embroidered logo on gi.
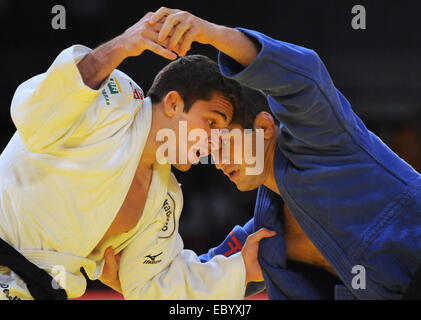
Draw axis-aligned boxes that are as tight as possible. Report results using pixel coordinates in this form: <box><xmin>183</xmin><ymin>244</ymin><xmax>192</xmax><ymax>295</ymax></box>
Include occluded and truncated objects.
<box><xmin>101</xmin><ymin>89</ymin><xmax>110</xmax><ymax>105</ymax></box>
<box><xmin>1</xmin><ymin>284</ymin><xmax>21</xmax><ymax>300</ymax></box>
<box><xmin>143</xmin><ymin>251</ymin><xmax>163</xmax><ymax>264</ymax></box>
<box><xmin>223</xmin><ymin>231</ymin><xmax>243</xmax><ymax>257</ymax></box>
<box><xmin>158</xmin><ymin>193</ymin><xmax>176</xmax><ymax>239</ymax></box>
<box><xmin>107</xmin><ymin>77</ymin><xmax>121</xmax><ymax>95</ymax></box>
<box><xmin>129</xmin><ymin>81</ymin><xmax>144</xmax><ymax>100</ymax></box>
<box><xmin>133</xmin><ymin>88</ymin><xmax>143</xmax><ymax>100</ymax></box>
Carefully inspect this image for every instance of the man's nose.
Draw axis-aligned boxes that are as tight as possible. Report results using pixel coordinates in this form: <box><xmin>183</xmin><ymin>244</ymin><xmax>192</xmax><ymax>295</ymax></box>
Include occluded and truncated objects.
<box><xmin>193</xmin><ymin>139</ymin><xmax>213</xmax><ymax>159</ymax></box>
<box><xmin>209</xmin><ymin>135</ymin><xmax>223</xmax><ymax>167</ymax></box>
<box><xmin>201</xmin><ymin>140</ymin><xmax>212</xmax><ymax>158</ymax></box>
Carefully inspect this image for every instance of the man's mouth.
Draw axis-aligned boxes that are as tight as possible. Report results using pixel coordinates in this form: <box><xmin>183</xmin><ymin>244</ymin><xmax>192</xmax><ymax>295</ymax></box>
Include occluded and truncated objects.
<box><xmin>224</xmin><ymin>168</ymin><xmax>240</xmax><ymax>181</ymax></box>
<box><xmin>190</xmin><ymin>148</ymin><xmax>202</xmax><ymax>164</ymax></box>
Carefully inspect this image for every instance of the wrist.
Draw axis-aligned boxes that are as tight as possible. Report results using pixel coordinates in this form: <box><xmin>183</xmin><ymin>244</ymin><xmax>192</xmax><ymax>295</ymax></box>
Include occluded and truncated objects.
<box><xmin>206</xmin><ymin>24</ymin><xmax>231</xmax><ymax>48</ymax></box>
<box><xmin>112</xmin><ymin>34</ymin><xmax>133</xmax><ymax>60</ymax></box>
<box><xmin>207</xmin><ymin>26</ymin><xmax>257</xmax><ymax>67</ymax></box>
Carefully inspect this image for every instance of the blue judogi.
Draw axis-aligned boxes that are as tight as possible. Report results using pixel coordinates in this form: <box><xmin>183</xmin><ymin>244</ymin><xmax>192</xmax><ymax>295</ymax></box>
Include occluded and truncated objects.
<box><xmin>200</xmin><ymin>29</ymin><xmax>421</xmax><ymax>299</ymax></box>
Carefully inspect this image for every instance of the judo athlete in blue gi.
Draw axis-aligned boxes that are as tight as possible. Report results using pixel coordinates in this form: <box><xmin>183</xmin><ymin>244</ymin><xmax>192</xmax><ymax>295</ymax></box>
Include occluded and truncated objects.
<box><xmin>147</xmin><ymin>8</ymin><xmax>421</xmax><ymax>300</ymax></box>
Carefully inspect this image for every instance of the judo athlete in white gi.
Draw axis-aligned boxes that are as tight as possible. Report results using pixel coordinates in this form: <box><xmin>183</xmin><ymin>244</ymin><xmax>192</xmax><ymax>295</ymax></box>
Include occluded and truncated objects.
<box><xmin>0</xmin><ymin>11</ymin><xmax>275</xmax><ymax>300</ymax></box>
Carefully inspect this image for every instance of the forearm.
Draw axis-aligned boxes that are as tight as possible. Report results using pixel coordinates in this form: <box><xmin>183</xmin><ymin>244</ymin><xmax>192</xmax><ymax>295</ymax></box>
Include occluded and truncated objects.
<box><xmin>77</xmin><ymin>10</ymin><xmax>177</xmax><ymax>90</ymax></box>
<box><xmin>207</xmin><ymin>25</ymin><xmax>259</xmax><ymax>67</ymax></box>
<box><xmin>77</xmin><ymin>36</ymin><xmax>127</xmax><ymax>90</ymax></box>
<box><xmin>217</xmin><ymin>28</ymin><xmax>325</xmax><ymax>91</ymax></box>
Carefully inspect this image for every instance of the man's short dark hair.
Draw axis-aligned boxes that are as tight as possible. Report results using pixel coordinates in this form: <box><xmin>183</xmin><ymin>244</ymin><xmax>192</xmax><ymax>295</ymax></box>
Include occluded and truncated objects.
<box><xmin>233</xmin><ymin>86</ymin><xmax>280</xmax><ymax>130</ymax></box>
<box><xmin>147</xmin><ymin>55</ymin><xmax>242</xmax><ymax>114</ymax></box>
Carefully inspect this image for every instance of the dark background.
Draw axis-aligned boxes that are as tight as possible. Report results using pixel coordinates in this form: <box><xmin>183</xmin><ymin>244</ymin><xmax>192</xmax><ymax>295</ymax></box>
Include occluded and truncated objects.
<box><xmin>1</xmin><ymin>0</ymin><xmax>420</xmax><ymax>291</ymax></box>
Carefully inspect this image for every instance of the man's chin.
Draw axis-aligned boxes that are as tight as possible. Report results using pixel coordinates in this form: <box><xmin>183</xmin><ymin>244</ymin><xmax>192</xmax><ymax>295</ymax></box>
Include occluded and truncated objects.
<box><xmin>233</xmin><ymin>179</ymin><xmax>258</xmax><ymax>192</ymax></box>
<box><xmin>235</xmin><ymin>183</ymin><xmax>249</xmax><ymax>192</ymax></box>
<box><xmin>172</xmin><ymin>163</ymin><xmax>193</xmax><ymax>172</ymax></box>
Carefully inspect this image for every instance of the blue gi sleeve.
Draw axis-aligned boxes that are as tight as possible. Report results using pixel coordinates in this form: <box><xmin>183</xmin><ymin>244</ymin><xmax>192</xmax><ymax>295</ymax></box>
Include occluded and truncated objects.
<box><xmin>218</xmin><ymin>28</ymin><xmax>364</xmax><ymax>154</ymax></box>
<box><xmin>198</xmin><ymin>218</ymin><xmax>266</xmax><ymax>297</ymax></box>
<box><xmin>198</xmin><ymin>220</ymin><xmax>252</xmax><ymax>263</ymax></box>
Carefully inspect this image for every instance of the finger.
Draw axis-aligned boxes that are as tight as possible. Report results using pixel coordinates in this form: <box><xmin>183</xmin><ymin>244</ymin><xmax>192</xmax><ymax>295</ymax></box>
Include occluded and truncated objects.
<box><xmin>104</xmin><ymin>247</ymin><xmax>117</xmax><ymax>265</ymax></box>
<box><xmin>150</xmin><ymin>22</ymin><xmax>176</xmax><ymax>46</ymax></box>
<box><xmin>149</xmin><ymin>7</ymin><xmax>178</xmax><ymax>25</ymax></box>
<box><xmin>148</xmin><ymin>7</ymin><xmax>169</xmax><ymax>25</ymax></box>
<box><xmin>168</xmin><ymin>22</ymin><xmax>190</xmax><ymax>50</ymax></box>
<box><xmin>146</xmin><ymin>40</ymin><xmax>177</xmax><ymax>60</ymax></box>
<box><xmin>158</xmin><ymin>14</ymin><xmax>181</xmax><ymax>43</ymax></box>
<box><xmin>249</xmin><ymin>228</ymin><xmax>276</xmax><ymax>242</ymax></box>
<box><xmin>142</xmin><ymin>27</ymin><xmax>171</xmax><ymax>49</ymax></box>
<box><xmin>115</xmin><ymin>253</ymin><xmax>122</xmax><ymax>267</ymax></box>
<box><xmin>178</xmin><ymin>30</ymin><xmax>196</xmax><ymax>57</ymax></box>
<box><xmin>151</xmin><ymin>15</ymin><xmax>169</xmax><ymax>28</ymax></box>
<box><xmin>143</xmin><ymin>12</ymin><xmax>154</xmax><ymax>21</ymax></box>
<box><xmin>151</xmin><ymin>21</ymin><xmax>164</xmax><ymax>33</ymax></box>
<box><xmin>105</xmin><ymin>246</ymin><xmax>114</xmax><ymax>258</ymax></box>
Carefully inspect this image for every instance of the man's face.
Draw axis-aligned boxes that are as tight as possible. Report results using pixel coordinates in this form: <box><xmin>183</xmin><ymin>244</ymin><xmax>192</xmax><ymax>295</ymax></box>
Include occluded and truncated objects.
<box><xmin>212</xmin><ymin>123</ymin><xmax>266</xmax><ymax>191</ymax></box>
<box><xmin>171</xmin><ymin>92</ymin><xmax>234</xmax><ymax>172</ymax></box>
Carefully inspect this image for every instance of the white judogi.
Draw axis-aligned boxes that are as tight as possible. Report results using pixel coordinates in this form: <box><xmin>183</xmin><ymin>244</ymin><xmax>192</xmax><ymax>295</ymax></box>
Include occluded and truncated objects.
<box><xmin>0</xmin><ymin>45</ymin><xmax>246</xmax><ymax>300</ymax></box>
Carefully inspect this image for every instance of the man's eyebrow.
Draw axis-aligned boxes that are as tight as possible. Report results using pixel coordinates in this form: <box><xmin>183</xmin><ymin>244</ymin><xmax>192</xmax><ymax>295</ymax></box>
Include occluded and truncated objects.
<box><xmin>211</xmin><ymin>110</ymin><xmax>228</xmax><ymax>122</ymax></box>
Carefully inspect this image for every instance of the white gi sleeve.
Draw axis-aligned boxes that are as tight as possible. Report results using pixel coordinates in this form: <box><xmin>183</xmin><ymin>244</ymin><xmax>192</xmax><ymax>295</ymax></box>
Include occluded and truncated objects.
<box><xmin>119</xmin><ymin>229</ymin><xmax>247</xmax><ymax>300</ymax></box>
<box><xmin>10</xmin><ymin>45</ymin><xmax>110</xmax><ymax>153</ymax></box>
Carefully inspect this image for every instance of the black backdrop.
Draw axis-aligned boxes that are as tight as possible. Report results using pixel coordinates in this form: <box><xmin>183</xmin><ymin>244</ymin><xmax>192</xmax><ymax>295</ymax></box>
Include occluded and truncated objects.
<box><xmin>1</xmin><ymin>0</ymin><xmax>420</xmax><ymax>290</ymax></box>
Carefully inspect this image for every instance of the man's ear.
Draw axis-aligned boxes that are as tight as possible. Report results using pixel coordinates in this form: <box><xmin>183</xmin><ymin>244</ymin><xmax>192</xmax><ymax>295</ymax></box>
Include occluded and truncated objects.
<box><xmin>254</xmin><ymin>111</ymin><xmax>276</xmax><ymax>140</ymax></box>
<box><xmin>163</xmin><ymin>91</ymin><xmax>185</xmax><ymax>117</ymax></box>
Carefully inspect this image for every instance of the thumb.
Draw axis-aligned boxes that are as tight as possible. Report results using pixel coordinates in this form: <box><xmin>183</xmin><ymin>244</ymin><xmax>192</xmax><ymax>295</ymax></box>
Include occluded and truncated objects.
<box><xmin>241</xmin><ymin>228</ymin><xmax>276</xmax><ymax>284</ymax></box>
<box><xmin>104</xmin><ymin>247</ymin><xmax>118</xmax><ymax>267</ymax></box>
<box><xmin>115</xmin><ymin>252</ymin><xmax>122</xmax><ymax>267</ymax></box>
<box><xmin>248</xmin><ymin>228</ymin><xmax>276</xmax><ymax>243</ymax></box>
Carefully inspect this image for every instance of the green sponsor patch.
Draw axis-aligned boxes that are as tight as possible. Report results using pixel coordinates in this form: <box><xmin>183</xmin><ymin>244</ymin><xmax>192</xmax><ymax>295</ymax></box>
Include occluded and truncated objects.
<box><xmin>102</xmin><ymin>89</ymin><xmax>110</xmax><ymax>105</ymax></box>
<box><xmin>107</xmin><ymin>78</ymin><xmax>120</xmax><ymax>95</ymax></box>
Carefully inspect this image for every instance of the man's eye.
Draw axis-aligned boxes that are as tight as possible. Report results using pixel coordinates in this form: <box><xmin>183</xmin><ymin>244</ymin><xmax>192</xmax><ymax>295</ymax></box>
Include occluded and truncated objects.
<box><xmin>208</xmin><ymin>119</ymin><xmax>215</xmax><ymax>126</ymax></box>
